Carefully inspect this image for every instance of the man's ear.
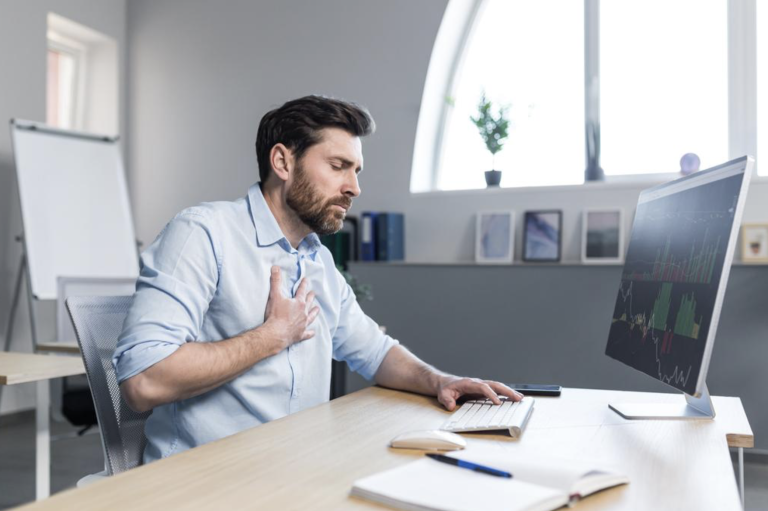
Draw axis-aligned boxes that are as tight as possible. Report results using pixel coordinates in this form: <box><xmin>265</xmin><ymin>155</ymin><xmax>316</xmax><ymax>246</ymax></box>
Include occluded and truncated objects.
<box><xmin>269</xmin><ymin>143</ymin><xmax>294</xmax><ymax>183</ymax></box>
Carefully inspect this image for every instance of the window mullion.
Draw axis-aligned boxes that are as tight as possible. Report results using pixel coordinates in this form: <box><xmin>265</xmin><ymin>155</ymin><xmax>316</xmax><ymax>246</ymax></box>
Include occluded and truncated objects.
<box><xmin>584</xmin><ymin>0</ymin><xmax>600</xmax><ymax>181</ymax></box>
<box><xmin>728</xmin><ymin>0</ymin><xmax>757</xmax><ymax>170</ymax></box>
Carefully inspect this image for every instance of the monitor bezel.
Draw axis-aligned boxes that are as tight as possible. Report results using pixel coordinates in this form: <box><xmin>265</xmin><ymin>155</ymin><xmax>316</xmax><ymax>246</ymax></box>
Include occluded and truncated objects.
<box><xmin>620</xmin><ymin>156</ymin><xmax>754</xmax><ymax>398</ymax></box>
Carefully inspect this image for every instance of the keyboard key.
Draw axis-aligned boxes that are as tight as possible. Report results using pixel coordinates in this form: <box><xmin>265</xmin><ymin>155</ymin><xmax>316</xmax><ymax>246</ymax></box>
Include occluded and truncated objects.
<box><xmin>440</xmin><ymin>397</ymin><xmax>535</xmax><ymax>437</ymax></box>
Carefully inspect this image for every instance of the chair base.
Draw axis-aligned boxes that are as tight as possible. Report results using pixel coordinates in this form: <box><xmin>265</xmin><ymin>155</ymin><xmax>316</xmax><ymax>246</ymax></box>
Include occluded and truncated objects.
<box><xmin>77</xmin><ymin>469</ymin><xmax>108</xmax><ymax>488</ymax></box>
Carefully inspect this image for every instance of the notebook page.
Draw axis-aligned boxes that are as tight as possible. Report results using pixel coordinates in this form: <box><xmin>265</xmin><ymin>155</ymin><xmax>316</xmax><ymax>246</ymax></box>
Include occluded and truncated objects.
<box><xmin>449</xmin><ymin>449</ymin><xmax>626</xmax><ymax>496</ymax></box>
<box><xmin>351</xmin><ymin>458</ymin><xmax>566</xmax><ymax>511</ymax></box>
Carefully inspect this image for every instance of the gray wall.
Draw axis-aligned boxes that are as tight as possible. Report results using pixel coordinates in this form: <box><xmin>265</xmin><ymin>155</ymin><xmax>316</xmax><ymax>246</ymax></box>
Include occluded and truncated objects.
<box><xmin>127</xmin><ymin>0</ymin><xmax>447</xmax><ymax>246</ymax></box>
<box><xmin>126</xmin><ymin>0</ymin><xmax>768</xmax><ymax>261</ymax></box>
<box><xmin>0</xmin><ymin>0</ymin><xmax>127</xmax><ymax>414</ymax></box>
<box><xmin>348</xmin><ymin>263</ymin><xmax>768</xmax><ymax>450</ymax></box>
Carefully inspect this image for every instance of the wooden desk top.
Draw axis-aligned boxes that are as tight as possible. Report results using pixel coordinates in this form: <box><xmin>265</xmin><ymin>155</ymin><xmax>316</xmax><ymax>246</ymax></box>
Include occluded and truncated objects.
<box><xmin>16</xmin><ymin>386</ymin><xmax>752</xmax><ymax>510</ymax></box>
<box><xmin>0</xmin><ymin>352</ymin><xmax>85</xmax><ymax>385</ymax></box>
<box><xmin>35</xmin><ymin>342</ymin><xmax>81</xmax><ymax>355</ymax></box>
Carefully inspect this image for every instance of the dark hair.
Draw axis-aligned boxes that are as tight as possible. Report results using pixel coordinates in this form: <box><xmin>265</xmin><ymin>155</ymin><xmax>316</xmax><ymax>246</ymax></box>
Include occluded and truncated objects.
<box><xmin>256</xmin><ymin>95</ymin><xmax>376</xmax><ymax>183</ymax></box>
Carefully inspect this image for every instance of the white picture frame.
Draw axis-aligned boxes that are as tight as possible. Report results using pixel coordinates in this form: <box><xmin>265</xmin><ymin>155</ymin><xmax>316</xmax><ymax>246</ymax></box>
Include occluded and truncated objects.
<box><xmin>582</xmin><ymin>209</ymin><xmax>624</xmax><ymax>264</ymax></box>
<box><xmin>476</xmin><ymin>211</ymin><xmax>515</xmax><ymax>264</ymax></box>
<box><xmin>741</xmin><ymin>224</ymin><xmax>768</xmax><ymax>263</ymax></box>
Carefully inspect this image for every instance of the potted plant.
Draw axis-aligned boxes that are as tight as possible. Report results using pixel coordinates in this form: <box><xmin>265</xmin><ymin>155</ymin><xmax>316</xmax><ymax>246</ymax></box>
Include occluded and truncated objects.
<box><xmin>470</xmin><ymin>93</ymin><xmax>510</xmax><ymax>187</ymax></box>
<box><xmin>337</xmin><ymin>265</ymin><xmax>373</xmax><ymax>303</ymax></box>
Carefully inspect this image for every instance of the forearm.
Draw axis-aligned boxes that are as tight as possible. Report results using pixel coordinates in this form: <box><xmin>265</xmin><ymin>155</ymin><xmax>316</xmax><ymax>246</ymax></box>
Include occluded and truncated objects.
<box><xmin>373</xmin><ymin>345</ymin><xmax>449</xmax><ymax>396</ymax></box>
<box><xmin>121</xmin><ymin>323</ymin><xmax>281</xmax><ymax>412</ymax></box>
<box><xmin>374</xmin><ymin>344</ymin><xmax>521</xmax><ymax>411</ymax></box>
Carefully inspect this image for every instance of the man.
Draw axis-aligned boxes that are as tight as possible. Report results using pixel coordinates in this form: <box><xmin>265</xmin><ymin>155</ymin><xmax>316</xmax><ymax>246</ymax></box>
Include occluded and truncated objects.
<box><xmin>114</xmin><ymin>95</ymin><xmax>521</xmax><ymax>463</ymax></box>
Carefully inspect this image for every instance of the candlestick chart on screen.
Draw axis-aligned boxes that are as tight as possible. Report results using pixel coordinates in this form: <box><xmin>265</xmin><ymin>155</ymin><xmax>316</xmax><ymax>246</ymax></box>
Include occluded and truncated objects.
<box><xmin>605</xmin><ymin>173</ymin><xmax>743</xmax><ymax>395</ymax></box>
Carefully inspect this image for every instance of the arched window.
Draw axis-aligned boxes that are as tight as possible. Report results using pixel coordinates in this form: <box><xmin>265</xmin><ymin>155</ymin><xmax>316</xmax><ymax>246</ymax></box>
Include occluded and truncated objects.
<box><xmin>758</xmin><ymin>0</ymin><xmax>768</xmax><ymax>175</ymax></box>
<box><xmin>417</xmin><ymin>0</ymin><xmax>584</xmax><ymax>191</ymax></box>
<box><xmin>600</xmin><ymin>0</ymin><xmax>728</xmax><ymax>175</ymax></box>
<box><xmin>412</xmin><ymin>0</ymin><xmax>760</xmax><ymax>192</ymax></box>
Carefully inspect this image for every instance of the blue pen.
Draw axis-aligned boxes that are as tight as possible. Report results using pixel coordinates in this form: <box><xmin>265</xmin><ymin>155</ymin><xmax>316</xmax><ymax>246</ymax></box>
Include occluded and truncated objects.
<box><xmin>425</xmin><ymin>453</ymin><xmax>513</xmax><ymax>479</ymax></box>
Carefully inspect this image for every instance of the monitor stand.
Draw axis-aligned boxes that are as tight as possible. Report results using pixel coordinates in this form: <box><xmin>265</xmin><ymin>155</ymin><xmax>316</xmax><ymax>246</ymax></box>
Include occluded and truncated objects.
<box><xmin>608</xmin><ymin>384</ymin><xmax>715</xmax><ymax>420</ymax></box>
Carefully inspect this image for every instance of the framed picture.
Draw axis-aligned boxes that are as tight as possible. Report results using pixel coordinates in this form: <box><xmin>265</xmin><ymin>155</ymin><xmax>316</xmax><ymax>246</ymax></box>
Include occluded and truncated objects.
<box><xmin>476</xmin><ymin>211</ymin><xmax>514</xmax><ymax>264</ymax></box>
<box><xmin>522</xmin><ymin>210</ymin><xmax>562</xmax><ymax>262</ymax></box>
<box><xmin>582</xmin><ymin>209</ymin><xmax>624</xmax><ymax>263</ymax></box>
<box><xmin>741</xmin><ymin>224</ymin><xmax>768</xmax><ymax>263</ymax></box>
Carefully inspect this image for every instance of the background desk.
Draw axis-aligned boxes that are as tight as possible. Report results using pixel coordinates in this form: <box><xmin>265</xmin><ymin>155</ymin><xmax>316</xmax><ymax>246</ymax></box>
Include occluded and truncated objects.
<box><xmin>0</xmin><ymin>352</ymin><xmax>85</xmax><ymax>501</ymax></box>
<box><xmin>16</xmin><ymin>386</ymin><xmax>752</xmax><ymax>510</ymax></box>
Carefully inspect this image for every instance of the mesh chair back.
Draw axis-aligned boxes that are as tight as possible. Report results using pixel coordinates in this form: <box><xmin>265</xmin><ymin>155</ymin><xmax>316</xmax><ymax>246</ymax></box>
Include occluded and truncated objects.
<box><xmin>66</xmin><ymin>295</ymin><xmax>150</xmax><ymax>475</ymax></box>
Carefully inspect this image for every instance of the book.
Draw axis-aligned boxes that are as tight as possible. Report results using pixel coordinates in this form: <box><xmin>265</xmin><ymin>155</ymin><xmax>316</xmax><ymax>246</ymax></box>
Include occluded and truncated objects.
<box><xmin>320</xmin><ymin>231</ymin><xmax>351</xmax><ymax>269</ymax></box>
<box><xmin>350</xmin><ymin>450</ymin><xmax>629</xmax><ymax>511</ymax></box>
<box><xmin>376</xmin><ymin>212</ymin><xmax>405</xmax><ymax>261</ymax></box>
<box><xmin>361</xmin><ymin>212</ymin><xmax>378</xmax><ymax>261</ymax></box>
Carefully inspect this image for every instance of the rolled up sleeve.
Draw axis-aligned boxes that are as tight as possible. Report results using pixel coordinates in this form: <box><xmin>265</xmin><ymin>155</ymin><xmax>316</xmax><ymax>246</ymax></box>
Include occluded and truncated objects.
<box><xmin>113</xmin><ymin>209</ymin><xmax>220</xmax><ymax>384</ymax></box>
<box><xmin>331</xmin><ymin>271</ymin><xmax>399</xmax><ymax>381</ymax></box>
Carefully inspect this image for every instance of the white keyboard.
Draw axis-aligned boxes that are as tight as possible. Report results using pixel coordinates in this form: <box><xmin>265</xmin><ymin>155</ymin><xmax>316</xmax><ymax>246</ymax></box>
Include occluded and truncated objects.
<box><xmin>440</xmin><ymin>396</ymin><xmax>535</xmax><ymax>438</ymax></box>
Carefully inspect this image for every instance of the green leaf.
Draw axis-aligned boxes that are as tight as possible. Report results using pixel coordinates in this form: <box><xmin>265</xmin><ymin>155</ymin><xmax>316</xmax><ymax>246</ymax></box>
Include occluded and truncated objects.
<box><xmin>470</xmin><ymin>92</ymin><xmax>510</xmax><ymax>157</ymax></box>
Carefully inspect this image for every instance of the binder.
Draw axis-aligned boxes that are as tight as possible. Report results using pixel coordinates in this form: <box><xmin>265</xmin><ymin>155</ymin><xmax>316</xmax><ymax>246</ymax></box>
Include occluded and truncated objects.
<box><xmin>320</xmin><ymin>231</ymin><xmax>351</xmax><ymax>269</ymax></box>
<box><xmin>361</xmin><ymin>212</ymin><xmax>378</xmax><ymax>261</ymax></box>
<box><xmin>376</xmin><ymin>213</ymin><xmax>405</xmax><ymax>261</ymax></box>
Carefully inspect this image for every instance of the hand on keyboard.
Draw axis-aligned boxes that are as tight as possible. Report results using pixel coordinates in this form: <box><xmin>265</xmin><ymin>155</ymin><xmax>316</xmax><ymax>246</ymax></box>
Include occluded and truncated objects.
<box><xmin>436</xmin><ymin>377</ymin><xmax>523</xmax><ymax>411</ymax></box>
<box><xmin>440</xmin><ymin>396</ymin><xmax>535</xmax><ymax>437</ymax></box>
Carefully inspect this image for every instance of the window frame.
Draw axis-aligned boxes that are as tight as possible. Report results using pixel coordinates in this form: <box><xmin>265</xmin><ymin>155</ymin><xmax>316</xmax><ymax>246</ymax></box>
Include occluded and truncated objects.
<box><xmin>47</xmin><ymin>30</ymin><xmax>88</xmax><ymax>130</ymax></box>
<box><xmin>412</xmin><ymin>0</ymin><xmax>764</xmax><ymax>193</ymax></box>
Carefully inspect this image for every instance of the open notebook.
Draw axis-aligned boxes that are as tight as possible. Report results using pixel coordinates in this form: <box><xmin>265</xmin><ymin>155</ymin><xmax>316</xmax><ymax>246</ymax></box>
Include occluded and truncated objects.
<box><xmin>350</xmin><ymin>451</ymin><xmax>629</xmax><ymax>511</ymax></box>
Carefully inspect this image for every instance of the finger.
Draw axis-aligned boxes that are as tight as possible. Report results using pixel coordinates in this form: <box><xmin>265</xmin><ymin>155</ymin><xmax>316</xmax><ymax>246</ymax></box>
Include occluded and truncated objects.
<box><xmin>305</xmin><ymin>291</ymin><xmax>316</xmax><ymax>312</ymax></box>
<box><xmin>269</xmin><ymin>266</ymin><xmax>282</xmax><ymax>299</ymax></box>
<box><xmin>300</xmin><ymin>329</ymin><xmax>316</xmax><ymax>341</ymax></box>
<box><xmin>295</xmin><ymin>278</ymin><xmax>309</xmax><ymax>300</ymax></box>
<box><xmin>487</xmin><ymin>382</ymin><xmax>523</xmax><ymax>401</ymax></box>
<box><xmin>465</xmin><ymin>381</ymin><xmax>501</xmax><ymax>405</ymax></box>
<box><xmin>306</xmin><ymin>306</ymin><xmax>320</xmax><ymax>324</ymax></box>
<box><xmin>439</xmin><ymin>392</ymin><xmax>457</xmax><ymax>411</ymax></box>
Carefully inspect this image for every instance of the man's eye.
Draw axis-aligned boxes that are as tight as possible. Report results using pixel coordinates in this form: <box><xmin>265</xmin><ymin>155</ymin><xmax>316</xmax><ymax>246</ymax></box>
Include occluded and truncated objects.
<box><xmin>331</xmin><ymin>165</ymin><xmax>342</xmax><ymax>171</ymax></box>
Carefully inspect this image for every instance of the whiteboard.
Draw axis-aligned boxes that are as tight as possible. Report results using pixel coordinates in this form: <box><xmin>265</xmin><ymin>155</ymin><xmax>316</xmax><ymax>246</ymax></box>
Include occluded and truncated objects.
<box><xmin>11</xmin><ymin>120</ymin><xmax>139</xmax><ymax>300</ymax></box>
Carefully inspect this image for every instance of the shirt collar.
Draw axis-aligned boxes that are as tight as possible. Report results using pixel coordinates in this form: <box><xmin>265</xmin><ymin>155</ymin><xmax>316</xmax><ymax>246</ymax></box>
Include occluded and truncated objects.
<box><xmin>247</xmin><ymin>183</ymin><xmax>322</xmax><ymax>254</ymax></box>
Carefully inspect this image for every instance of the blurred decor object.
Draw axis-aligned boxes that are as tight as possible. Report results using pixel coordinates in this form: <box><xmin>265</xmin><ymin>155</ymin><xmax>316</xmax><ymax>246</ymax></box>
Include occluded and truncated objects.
<box><xmin>741</xmin><ymin>224</ymin><xmax>768</xmax><ymax>263</ymax></box>
<box><xmin>680</xmin><ymin>153</ymin><xmax>701</xmax><ymax>176</ymax></box>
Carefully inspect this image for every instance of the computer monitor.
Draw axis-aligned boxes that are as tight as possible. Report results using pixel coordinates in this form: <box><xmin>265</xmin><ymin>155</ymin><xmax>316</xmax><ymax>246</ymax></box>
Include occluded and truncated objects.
<box><xmin>605</xmin><ymin>156</ymin><xmax>754</xmax><ymax>420</ymax></box>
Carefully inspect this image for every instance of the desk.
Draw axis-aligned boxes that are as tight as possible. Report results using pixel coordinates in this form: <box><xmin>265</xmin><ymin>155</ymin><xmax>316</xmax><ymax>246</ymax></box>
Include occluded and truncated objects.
<box><xmin>0</xmin><ymin>352</ymin><xmax>85</xmax><ymax>501</ymax></box>
<box><xmin>15</xmin><ymin>386</ymin><xmax>752</xmax><ymax>510</ymax></box>
<box><xmin>33</xmin><ymin>342</ymin><xmax>80</xmax><ymax>355</ymax></box>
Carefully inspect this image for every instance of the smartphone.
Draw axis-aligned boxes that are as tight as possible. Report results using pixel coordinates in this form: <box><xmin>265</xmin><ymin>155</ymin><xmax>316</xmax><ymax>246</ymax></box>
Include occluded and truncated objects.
<box><xmin>507</xmin><ymin>383</ymin><xmax>562</xmax><ymax>397</ymax></box>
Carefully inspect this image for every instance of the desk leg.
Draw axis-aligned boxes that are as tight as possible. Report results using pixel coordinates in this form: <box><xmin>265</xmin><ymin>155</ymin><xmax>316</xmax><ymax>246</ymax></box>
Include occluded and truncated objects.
<box><xmin>739</xmin><ymin>447</ymin><xmax>744</xmax><ymax>509</ymax></box>
<box><xmin>35</xmin><ymin>380</ymin><xmax>50</xmax><ymax>501</ymax></box>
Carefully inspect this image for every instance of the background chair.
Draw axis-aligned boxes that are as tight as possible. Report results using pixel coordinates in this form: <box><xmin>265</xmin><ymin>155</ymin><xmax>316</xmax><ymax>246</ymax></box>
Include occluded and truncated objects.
<box><xmin>52</xmin><ymin>277</ymin><xmax>136</xmax><ymax>433</ymax></box>
<box><xmin>66</xmin><ymin>295</ymin><xmax>150</xmax><ymax>483</ymax></box>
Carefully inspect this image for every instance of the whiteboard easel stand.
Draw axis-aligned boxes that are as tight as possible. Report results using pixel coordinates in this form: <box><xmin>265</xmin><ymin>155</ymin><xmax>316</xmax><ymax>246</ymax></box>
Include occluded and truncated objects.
<box><xmin>0</xmin><ymin>236</ymin><xmax>43</xmax><ymax>415</ymax></box>
<box><xmin>3</xmin><ymin>235</ymin><xmax>40</xmax><ymax>354</ymax></box>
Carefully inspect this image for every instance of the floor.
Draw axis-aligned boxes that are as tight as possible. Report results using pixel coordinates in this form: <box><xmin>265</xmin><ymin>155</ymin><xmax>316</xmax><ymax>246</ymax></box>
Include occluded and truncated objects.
<box><xmin>0</xmin><ymin>410</ymin><xmax>103</xmax><ymax>510</ymax></box>
<box><xmin>0</xmin><ymin>410</ymin><xmax>766</xmax><ymax>509</ymax></box>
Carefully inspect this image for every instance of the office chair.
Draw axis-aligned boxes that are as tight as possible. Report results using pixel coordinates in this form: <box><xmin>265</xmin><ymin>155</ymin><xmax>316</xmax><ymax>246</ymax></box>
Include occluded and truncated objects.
<box><xmin>66</xmin><ymin>295</ymin><xmax>150</xmax><ymax>484</ymax></box>
<box><xmin>53</xmin><ymin>277</ymin><xmax>136</xmax><ymax>433</ymax></box>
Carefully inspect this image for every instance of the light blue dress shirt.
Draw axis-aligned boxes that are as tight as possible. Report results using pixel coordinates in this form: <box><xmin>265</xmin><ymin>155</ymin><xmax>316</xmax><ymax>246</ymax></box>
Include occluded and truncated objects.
<box><xmin>113</xmin><ymin>183</ymin><xmax>398</xmax><ymax>463</ymax></box>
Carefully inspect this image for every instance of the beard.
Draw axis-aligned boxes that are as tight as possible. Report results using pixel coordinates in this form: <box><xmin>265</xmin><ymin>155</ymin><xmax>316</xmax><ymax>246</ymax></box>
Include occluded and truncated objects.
<box><xmin>286</xmin><ymin>162</ymin><xmax>352</xmax><ymax>236</ymax></box>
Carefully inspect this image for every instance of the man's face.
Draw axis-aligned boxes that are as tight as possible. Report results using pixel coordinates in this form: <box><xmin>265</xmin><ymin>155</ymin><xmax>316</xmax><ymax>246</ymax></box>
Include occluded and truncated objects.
<box><xmin>285</xmin><ymin>128</ymin><xmax>363</xmax><ymax>236</ymax></box>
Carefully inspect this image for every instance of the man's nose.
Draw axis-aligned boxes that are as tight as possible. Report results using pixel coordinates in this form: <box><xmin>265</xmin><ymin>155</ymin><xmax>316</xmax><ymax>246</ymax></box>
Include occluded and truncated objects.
<box><xmin>343</xmin><ymin>171</ymin><xmax>361</xmax><ymax>198</ymax></box>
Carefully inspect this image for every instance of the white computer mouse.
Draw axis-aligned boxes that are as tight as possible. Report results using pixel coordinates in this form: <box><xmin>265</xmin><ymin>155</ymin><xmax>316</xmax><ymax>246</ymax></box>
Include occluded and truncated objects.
<box><xmin>389</xmin><ymin>430</ymin><xmax>467</xmax><ymax>451</ymax></box>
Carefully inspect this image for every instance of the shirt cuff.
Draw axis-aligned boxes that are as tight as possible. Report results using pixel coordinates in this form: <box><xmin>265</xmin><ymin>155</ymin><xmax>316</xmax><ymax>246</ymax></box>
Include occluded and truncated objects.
<box><xmin>353</xmin><ymin>335</ymin><xmax>400</xmax><ymax>381</ymax></box>
<box><xmin>113</xmin><ymin>342</ymin><xmax>181</xmax><ymax>384</ymax></box>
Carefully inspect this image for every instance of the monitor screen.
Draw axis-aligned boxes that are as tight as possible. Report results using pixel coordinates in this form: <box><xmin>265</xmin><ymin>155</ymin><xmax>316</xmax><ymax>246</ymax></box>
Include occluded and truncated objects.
<box><xmin>605</xmin><ymin>157</ymin><xmax>752</xmax><ymax>396</ymax></box>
